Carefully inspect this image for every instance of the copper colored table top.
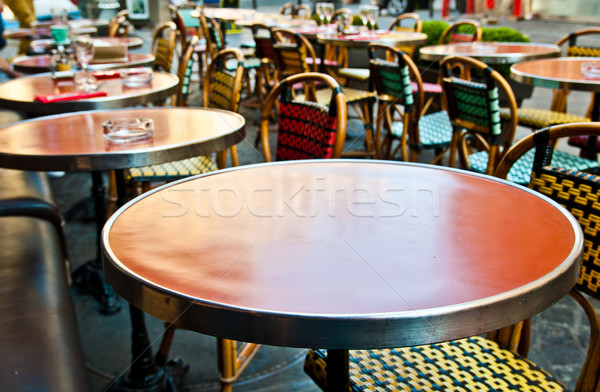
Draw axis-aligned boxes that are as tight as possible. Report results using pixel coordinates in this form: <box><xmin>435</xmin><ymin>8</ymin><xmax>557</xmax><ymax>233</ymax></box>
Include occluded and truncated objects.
<box><xmin>317</xmin><ymin>30</ymin><xmax>427</xmax><ymax>47</ymax></box>
<box><xmin>3</xmin><ymin>26</ymin><xmax>97</xmax><ymax>39</ymax></box>
<box><xmin>0</xmin><ymin>71</ymin><xmax>178</xmax><ymax>115</ymax></box>
<box><xmin>511</xmin><ymin>57</ymin><xmax>600</xmax><ymax>92</ymax></box>
<box><xmin>12</xmin><ymin>53</ymin><xmax>155</xmax><ymax>74</ymax></box>
<box><xmin>32</xmin><ymin>18</ymin><xmax>110</xmax><ymax>28</ymax></box>
<box><xmin>419</xmin><ymin>42</ymin><xmax>561</xmax><ymax>64</ymax></box>
<box><xmin>0</xmin><ymin>107</ymin><xmax>245</xmax><ymax>172</ymax></box>
<box><xmin>102</xmin><ymin>160</ymin><xmax>582</xmax><ymax>349</ymax></box>
<box><xmin>29</xmin><ymin>37</ymin><xmax>144</xmax><ymax>54</ymax></box>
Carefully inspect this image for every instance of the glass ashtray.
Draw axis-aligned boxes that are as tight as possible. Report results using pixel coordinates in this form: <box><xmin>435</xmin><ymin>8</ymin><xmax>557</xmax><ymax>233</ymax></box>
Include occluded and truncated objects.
<box><xmin>121</xmin><ymin>67</ymin><xmax>153</xmax><ymax>88</ymax></box>
<box><xmin>581</xmin><ymin>61</ymin><xmax>600</xmax><ymax>79</ymax></box>
<box><xmin>103</xmin><ymin>118</ymin><xmax>154</xmax><ymax>143</ymax></box>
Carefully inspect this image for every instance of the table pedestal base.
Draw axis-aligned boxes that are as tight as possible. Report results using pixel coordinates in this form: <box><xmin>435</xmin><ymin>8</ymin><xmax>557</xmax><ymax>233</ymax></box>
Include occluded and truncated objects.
<box><xmin>105</xmin><ymin>305</ymin><xmax>188</xmax><ymax>392</ymax></box>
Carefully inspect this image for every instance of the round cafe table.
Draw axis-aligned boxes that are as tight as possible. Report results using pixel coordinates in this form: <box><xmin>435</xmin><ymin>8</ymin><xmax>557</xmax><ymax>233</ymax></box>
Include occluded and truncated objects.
<box><xmin>512</xmin><ymin>57</ymin><xmax>600</xmax><ymax>158</ymax></box>
<box><xmin>3</xmin><ymin>26</ymin><xmax>97</xmax><ymax>40</ymax></box>
<box><xmin>12</xmin><ymin>52</ymin><xmax>154</xmax><ymax>74</ymax></box>
<box><xmin>102</xmin><ymin>160</ymin><xmax>582</xmax><ymax>391</ymax></box>
<box><xmin>317</xmin><ymin>29</ymin><xmax>427</xmax><ymax>48</ymax></box>
<box><xmin>12</xmin><ymin>53</ymin><xmax>155</xmax><ymax>74</ymax></box>
<box><xmin>29</xmin><ymin>36</ymin><xmax>144</xmax><ymax>55</ymax></box>
<box><xmin>0</xmin><ymin>70</ymin><xmax>178</xmax><ymax>116</ymax></box>
<box><xmin>419</xmin><ymin>42</ymin><xmax>561</xmax><ymax>64</ymax></box>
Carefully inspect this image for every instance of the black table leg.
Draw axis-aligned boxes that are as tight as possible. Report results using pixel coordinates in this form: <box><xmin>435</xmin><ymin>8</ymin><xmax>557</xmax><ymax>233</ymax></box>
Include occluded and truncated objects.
<box><xmin>327</xmin><ymin>349</ymin><xmax>349</xmax><ymax>392</ymax></box>
<box><xmin>73</xmin><ymin>171</ymin><xmax>121</xmax><ymax>314</ymax></box>
<box><xmin>104</xmin><ymin>171</ymin><xmax>187</xmax><ymax>391</ymax></box>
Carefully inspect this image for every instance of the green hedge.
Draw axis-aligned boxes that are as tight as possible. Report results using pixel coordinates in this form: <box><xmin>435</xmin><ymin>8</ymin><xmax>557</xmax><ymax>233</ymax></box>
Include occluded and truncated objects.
<box><xmin>421</xmin><ymin>20</ymin><xmax>530</xmax><ymax>45</ymax></box>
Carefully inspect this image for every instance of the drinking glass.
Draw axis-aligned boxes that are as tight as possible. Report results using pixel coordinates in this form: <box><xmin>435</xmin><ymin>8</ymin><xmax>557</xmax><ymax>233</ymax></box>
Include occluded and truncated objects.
<box><xmin>315</xmin><ymin>3</ymin><xmax>325</xmax><ymax>25</ymax></box>
<box><xmin>322</xmin><ymin>3</ymin><xmax>334</xmax><ymax>25</ymax></box>
<box><xmin>74</xmin><ymin>36</ymin><xmax>97</xmax><ymax>92</ymax></box>
<box><xmin>365</xmin><ymin>5</ymin><xmax>378</xmax><ymax>32</ymax></box>
<box><xmin>358</xmin><ymin>5</ymin><xmax>369</xmax><ymax>30</ymax></box>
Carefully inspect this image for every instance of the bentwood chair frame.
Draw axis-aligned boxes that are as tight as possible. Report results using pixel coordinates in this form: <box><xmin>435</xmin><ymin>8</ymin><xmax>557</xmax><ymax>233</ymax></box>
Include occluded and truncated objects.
<box><xmin>387</xmin><ymin>12</ymin><xmax>422</xmax><ymax>58</ymax></box>
<box><xmin>251</xmin><ymin>23</ymin><xmax>277</xmax><ymax>104</ymax></box>
<box><xmin>440</xmin><ymin>55</ymin><xmax>518</xmax><ymax>175</ymax></box>
<box><xmin>439</xmin><ymin>19</ymin><xmax>482</xmax><ymax>44</ymax></box>
<box><xmin>151</xmin><ymin>21</ymin><xmax>179</xmax><ymax>73</ymax></box>
<box><xmin>260</xmin><ymin>72</ymin><xmax>347</xmax><ymax>162</ymax></box>
<box><xmin>107</xmin><ymin>10</ymin><xmax>130</xmax><ymax>37</ymax></box>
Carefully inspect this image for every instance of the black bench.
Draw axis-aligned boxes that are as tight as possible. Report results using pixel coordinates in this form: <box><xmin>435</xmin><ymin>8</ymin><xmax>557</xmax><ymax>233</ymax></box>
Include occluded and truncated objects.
<box><xmin>0</xmin><ymin>168</ymin><xmax>91</xmax><ymax>391</ymax></box>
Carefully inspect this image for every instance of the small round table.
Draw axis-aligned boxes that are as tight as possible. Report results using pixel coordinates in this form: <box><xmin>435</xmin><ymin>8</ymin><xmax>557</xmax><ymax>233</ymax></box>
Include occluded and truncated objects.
<box><xmin>419</xmin><ymin>42</ymin><xmax>561</xmax><ymax>64</ymax></box>
<box><xmin>12</xmin><ymin>53</ymin><xmax>155</xmax><ymax>74</ymax></box>
<box><xmin>3</xmin><ymin>26</ymin><xmax>98</xmax><ymax>40</ymax></box>
<box><xmin>0</xmin><ymin>71</ymin><xmax>178</xmax><ymax>115</ymax></box>
<box><xmin>29</xmin><ymin>36</ymin><xmax>144</xmax><ymax>55</ymax></box>
<box><xmin>102</xmin><ymin>160</ymin><xmax>582</xmax><ymax>391</ymax></box>
<box><xmin>512</xmin><ymin>57</ymin><xmax>600</xmax><ymax>157</ymax></box>
<box><xmin>317</xmin><ymin>30</ymin><xmax>428</xmax><ymax>48</ymax></box>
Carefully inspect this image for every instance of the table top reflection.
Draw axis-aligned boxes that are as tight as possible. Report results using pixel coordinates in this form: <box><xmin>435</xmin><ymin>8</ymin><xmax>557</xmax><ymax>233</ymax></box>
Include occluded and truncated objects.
<box><xmin>0</xmin><ymin>107</ymin><xmax>245</xmax><ymax>172</ymax></box>
<box><xmin>0</xmin><ymin>71</ymin><xmax>178</xmax><ymax>115</ymax></box>
<box><xmin>511</xmin><ymin>57</ymin><xmax>600</xmax><ymax>92</ymax></box>
<box><xmin>12</xmin><ymin>53</ymin><xmax>155</xmax><ymax>74</ymax></box>
<box><xmin>419</xmin><ymin>42</ymin><xmax>561</xmax><ymax>64</ymax></box>
<box><xmin>317</xmin><ymin>30</ymin><xmax>427</xmax><ymax>47</ymax></box>
<box><xmin>4</xmin><ymin>26</ymin><xmax>97</xmax><ymax>40</ymax></box>
<box><xmin>102</xmin><ymin>160</ymin><xmax>582</xmax><ymax>350</ymax></box>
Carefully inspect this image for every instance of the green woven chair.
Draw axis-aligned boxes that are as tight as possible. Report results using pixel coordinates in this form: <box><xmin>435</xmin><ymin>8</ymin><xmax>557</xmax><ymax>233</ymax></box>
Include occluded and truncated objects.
<box><xmin>440</xmin><ymin>55</ymin><xmax>518</xmax><ymax>175</ymax></box>
<box><xmin>499</xmin><ymin>28</ymin><xmax>600</xmax><ymax>136</ymax></box>
<box><xmin>368</xmin><ymin>43</ymin><xmax>453</xmax><ymax>161</ymax></box>
<box><xmin>304</xmin><ymin>123</ymin><xmax>600</xmax><ymax>392</ymax></box>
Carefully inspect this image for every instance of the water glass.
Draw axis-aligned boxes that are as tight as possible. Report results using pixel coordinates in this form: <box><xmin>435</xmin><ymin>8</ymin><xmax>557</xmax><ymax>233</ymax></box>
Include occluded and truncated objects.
<box><xmin>74</xmin><ymin>36</ymin><xmax>97</xmax><ymax>92</ymax></box>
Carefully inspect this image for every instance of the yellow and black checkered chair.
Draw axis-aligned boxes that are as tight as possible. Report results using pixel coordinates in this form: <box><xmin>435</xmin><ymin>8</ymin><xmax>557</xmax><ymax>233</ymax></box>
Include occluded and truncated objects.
<box><xmin>126</xmin><ymin>43</ymin><xmax>244</xmax><ymax>193</ymax></box>
<box><xmin>151</xmin><ymin>22</ymin><xmax>179</xmax><ymax>73</ymax></box>
<box><xmin>304</xmin><ymin>122</ymin><xmax>600</xmax><ymax>392</ymax></box>
<box><xmin>500</xmin><ymin>28</ymin><xmax>600</xmax><ymax>137</ymax></box>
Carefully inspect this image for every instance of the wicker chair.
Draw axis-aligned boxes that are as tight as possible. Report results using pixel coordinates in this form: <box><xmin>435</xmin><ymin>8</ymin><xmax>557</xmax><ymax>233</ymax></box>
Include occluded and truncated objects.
<box><xmin>271</xmin><ymin>28</ymin><xmax>377</xmax><ymax>157</ymax></box>
<box><xmin>369</xmin><ymin>44</ymin><xmax>453</xmax><ymax>161</ymax></box>
<box><xmin>126</xmin><ymin>41</ymin><xmax>244</xmax><ymax>194</ymax></box>
<box><xmin>438</xmin><ymin>55</ymin><xmax>518</xmax><ymax>175</ymax></box>
<box><xmin>151</xmin><ymin>21</ymin><xmax>179</xmax><ymax>73</ymax></box>
<box><xmin>260</xmin><ymin>72</ymin><xmax>347</xmax><ymax>162</ymax></box>
<box><xmin>107</xmin><ymin>10</ymin><xmax>129</xmax><ymax>37</ymax></box>
<box><xmin>303</xmin><ymin>123</ymin><xmax>600</xmax><ymax>392</ymax></box>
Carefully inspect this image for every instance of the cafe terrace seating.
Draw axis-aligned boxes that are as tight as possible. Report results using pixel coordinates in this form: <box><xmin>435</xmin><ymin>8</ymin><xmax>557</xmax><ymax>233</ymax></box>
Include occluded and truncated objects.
<box><xmin>368</xmin><ymin>44</ymin><xmax>453</xmax><ymax>162</ymax></box>
<box><xmin>260</xmin><ymin>72</ymin><xmax>347</xmax><ymax>162</ymax></box>
<box><xmin>250</xmin><ymin>23</ymin><xmax>277</xmax><ymax>105</ymax></box>
<box><xmin>168</xmin><ymin>3</ymin><xmax>206</xmax><ymax>75</ymax></box>
<box><xmin>126</xmin><ymin>41</ymin><xmax>243</xmax><ymax>193</ymax></box>
<box><xmin>439</xmin><ymin>55</ymin><xmax>518</xmax><ymax>175</ymax></box>
<box><xmin>271</xmin><ymin>28</ymin><xmax>376</xmax><ymax>157</ymax></box>
<box><xmin>304</xmin><ymin>123</ymin><xmax>600</xmax><ymax>391</ymax></box>
<box><xmin>504</xmin><ymin>28</ymin><xmax>599</xmax><ymax>136</ymax></box>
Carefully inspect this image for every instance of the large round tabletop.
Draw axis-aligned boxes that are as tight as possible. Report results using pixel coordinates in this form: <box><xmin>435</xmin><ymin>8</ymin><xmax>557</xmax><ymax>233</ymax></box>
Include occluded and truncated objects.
<box><xmin>419</xmin><ymin>42</ymin><xmax>561</xmax><ymax>64</ymax></box>
<box><xmin>511</xmin><ymin>57</ymin><xmax>600</xmax><ymax>92</ymax></box>
<box><xmin>3</xmin><ymin>26</ymin><xmax>97</xmax><ymax>39</ymax></box>
<box><xmin>0</xmin><ymin>71</ymin><xmax>178</xmax><ymax>115</ymax></box>
<box><xmin>102</xmin><ymin>160</ymin><xmax>582</xmax><ymax>350</ymax></box>
<box><xmin>317</xmin><ymin>30</ymin><xmax>427</xmax><ymax>47</ymax></box>
<box><xmin>12</xmin><ymin>53</ymin><xmax>155</xmax><ymax>74</ymax></box>
<box><xmin>0</xmin><ymin>107</ymin><xmax>245</xmax><ymax>172</ymax></box>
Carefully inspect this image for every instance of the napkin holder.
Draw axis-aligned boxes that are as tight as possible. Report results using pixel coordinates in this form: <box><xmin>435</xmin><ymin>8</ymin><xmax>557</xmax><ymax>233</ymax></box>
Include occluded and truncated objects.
<box><xmin>92</xmin><ymin>44</ymin><xmax>128</xmax><ymax>64</ymax></box>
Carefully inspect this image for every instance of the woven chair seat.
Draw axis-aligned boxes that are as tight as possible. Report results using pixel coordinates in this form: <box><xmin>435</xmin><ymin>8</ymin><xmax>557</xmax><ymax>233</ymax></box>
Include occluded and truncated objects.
<box><xmin>469</xmin><ymin>148</ymin><xmax>599</xmax><ymax>184</ymax></box>
<box><xmin>338</xmin><ymin>67</ymin><xmax>370</xmax><ymax>81</ymax></box>
<box><xmin>304</xmin><ymin>336</ymin><xmax>566</xmax><ymax>391</ymax></box>
<box><xmin>308</xmin><ymin>87</ymin><xmax>376</xmax><ymax>106</ymax></box>
<box><xmin>126</xmin><ymin>155</ymin><xmax>218</xmax><ymax>182</ymax></box>
<box><xmin>306</xmin><ymin>57</ymin><xmax>341</xmax><ymax>67</ymax></box>
<box><xmin>389</xmin><ymin>110</ymin><xmax>453</xmax><ymax>148</ymax></box>
<box><xmin>500</xmin><ymin>107</ymin><xmax>590</xmax><ymax>130</ymax></box>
